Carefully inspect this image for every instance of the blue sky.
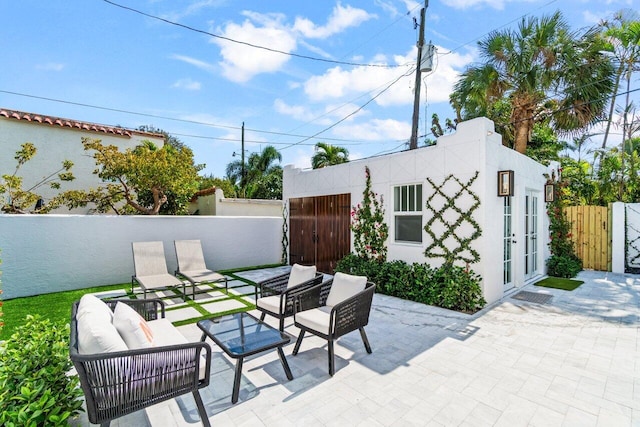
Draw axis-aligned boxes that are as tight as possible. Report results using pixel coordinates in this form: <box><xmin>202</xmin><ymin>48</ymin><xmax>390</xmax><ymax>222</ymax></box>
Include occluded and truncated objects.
<box><xmin>1</xmin><ymin>0</ymin><xmax>637</xmax><ymax>178</ymax></box>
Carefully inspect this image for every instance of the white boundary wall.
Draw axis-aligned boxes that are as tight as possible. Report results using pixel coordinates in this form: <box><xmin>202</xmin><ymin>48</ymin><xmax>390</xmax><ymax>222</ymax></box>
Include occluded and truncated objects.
<box><xmin>0</xmin><ymin>215</ymin><xmax>282</xmax><ymax>299</ymax></box>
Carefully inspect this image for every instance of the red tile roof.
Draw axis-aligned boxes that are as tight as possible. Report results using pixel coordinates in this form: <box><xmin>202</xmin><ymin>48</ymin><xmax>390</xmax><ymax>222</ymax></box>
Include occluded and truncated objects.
<box><xmin>0</xmin><ymin>108</ymin><xmax>163</xmax><ymax>138</ymax></box>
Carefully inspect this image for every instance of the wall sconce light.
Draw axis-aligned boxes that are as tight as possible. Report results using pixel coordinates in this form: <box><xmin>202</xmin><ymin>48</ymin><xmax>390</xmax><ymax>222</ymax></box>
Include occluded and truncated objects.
<box><xmin>497</xmin><ymin>170</ymin><xmax>514</xmax><ymax>197</ymax></box>
<box><xmin>545</xmin><ymin>183</ymin><xmax>555</xmax><ymax>202</ymax></box>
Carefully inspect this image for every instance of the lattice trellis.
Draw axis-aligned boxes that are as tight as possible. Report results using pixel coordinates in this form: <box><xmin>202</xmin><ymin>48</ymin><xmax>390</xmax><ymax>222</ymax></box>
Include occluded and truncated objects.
<box><xmin>281</xmin><ymin>203</ymin><xmax>289</xmax><ymax>264</ymax></box>
<box><xmin>423</xmin><ymin>171</ymin><xmax>482</xmax><ymax>264</ymax></box>
<box><xmin>625</xmin><ymin>204</ymin><xmax>640</xmax><ymax>270</ymax></box>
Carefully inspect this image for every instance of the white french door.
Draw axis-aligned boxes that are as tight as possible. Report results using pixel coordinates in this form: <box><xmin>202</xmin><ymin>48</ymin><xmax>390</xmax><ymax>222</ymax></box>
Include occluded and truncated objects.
<box><xmin>524</xmin><ymin>191</ymin><xmax>539</xmax><ymax>281</ymax></box>
<box><xmin>503</xmin><ymin>197</ymin><xmax>514</xmax><ymax>292</ymax></box>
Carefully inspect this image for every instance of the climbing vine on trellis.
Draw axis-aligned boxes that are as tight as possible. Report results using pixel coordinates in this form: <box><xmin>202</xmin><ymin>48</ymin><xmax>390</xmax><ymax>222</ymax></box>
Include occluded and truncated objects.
<box><xmin>423</xmin><ymin>171</ymin><xmax>482</xmax><ymax>264</ymax></box>
<box><xmin>281</xmin><ymin>203</ymin><xmax>289</xmax><ymax>264</ymax></box>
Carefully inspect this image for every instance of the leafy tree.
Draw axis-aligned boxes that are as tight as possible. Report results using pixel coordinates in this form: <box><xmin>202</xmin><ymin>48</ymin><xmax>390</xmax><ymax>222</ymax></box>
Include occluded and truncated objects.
<box><xmin>450</xmin><ymin>11</ymin><xmax>614</xmax><ymax>154</ymax></box>
<box><xmin>0</xmin><ymin>143</ymin><xmax>75</xmax><ymax>214</ymax></box>
<box><xmin>311</xmin><ymin>142</ymin><xmax>349</xmax><ymax>169</ymax></box>
<box><xmin>62</xmin><ymin>138</ymin><xmax>201</xmax><ymax>215</ymax></box>
<box><xmin>137</xmin><ymin>125</ymin><xmax>186</xmax><ymax>150</ymax></box>
<box><xmin>526</xmin><ymin>122</ymin><xmax>565</xmax><ymax>165</ymax></box>
<box><xmin>199</xmin><ymin>174</ymin><xmax>236</xmax><ymax>197</ymax></box>
<box><xmin>226</xmin><ymin>145</ymin><xmax>282</xmax><ymax>199</ymax></box>
<box><xmin>598</xmin><ymin>10</ymin><xmax>640</xmax><ymax>151</ymax></box>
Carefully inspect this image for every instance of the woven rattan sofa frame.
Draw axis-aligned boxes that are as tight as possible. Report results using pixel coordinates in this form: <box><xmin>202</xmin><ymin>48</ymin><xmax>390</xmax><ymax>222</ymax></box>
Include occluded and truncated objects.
<box><xmin>293</xmin><ymin>280</ymin><xmax>376</xmax><ymax>376</ymax></box>
<box><xmin>255</xmin><ymin>271</ymin><xmax>324</xmax><ymax>331</ymax></box>
<box><xmin>69</xmin><ymin>299</ymin><xmax>212</xmax><ymax>427</ymax></box>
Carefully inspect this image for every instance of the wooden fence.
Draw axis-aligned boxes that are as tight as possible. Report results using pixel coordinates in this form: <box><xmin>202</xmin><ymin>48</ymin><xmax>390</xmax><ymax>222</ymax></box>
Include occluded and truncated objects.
<box><xmin>564</xmin><ymin>205</ymin><xmax>612</xmax><ymax>271</ymax></box>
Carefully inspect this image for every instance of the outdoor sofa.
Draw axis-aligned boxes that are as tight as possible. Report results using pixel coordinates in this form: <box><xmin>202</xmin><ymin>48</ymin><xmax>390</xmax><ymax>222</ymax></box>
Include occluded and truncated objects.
<box><xmin>69</xmin><ymin>295</ymin><xmax>211</xmax><ymax>426</ymax></box>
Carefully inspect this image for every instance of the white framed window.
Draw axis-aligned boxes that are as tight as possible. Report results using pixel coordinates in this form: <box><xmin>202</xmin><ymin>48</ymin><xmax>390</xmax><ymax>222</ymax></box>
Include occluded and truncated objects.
<box><xmin>393</xmin><ymin>184</ymin><xmax>423</xmax><ymax>243</ymax></box>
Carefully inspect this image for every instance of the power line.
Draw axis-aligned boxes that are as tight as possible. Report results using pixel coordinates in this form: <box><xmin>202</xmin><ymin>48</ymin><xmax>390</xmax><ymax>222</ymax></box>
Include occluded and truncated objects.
<box><xmin>102</xmin><ymin>0</ymin><xmax>403</xmax><ymax>69</ymax></box>
<box><xmin>278</xmin><ymin>66</ymin><xmax>417</xmax><ymax>150</ymax></box>
<box><xmin>0</xmin><ymin>89</ymin><xmax>391</xmax><ymax>144</ymax></box>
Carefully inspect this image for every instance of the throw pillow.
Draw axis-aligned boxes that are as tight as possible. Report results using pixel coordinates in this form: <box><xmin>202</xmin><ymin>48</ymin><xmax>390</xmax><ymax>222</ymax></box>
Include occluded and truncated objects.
<box><xmin>325</xmin><ymin>272</ymin><xmax>367</xmax><ymax>307</ymax></box>
<box><xmin>113</xmin><ymin>302</ymin><xmax>155</xmax><ymax>349</ymax></box>
<box><xmin>77</xmin><ymin>294</ymin><xmax>113</xmax><ymax>323</ymax></box>
<box><xmin>77</xmin><ymin>313</ymin><xmax>128</xmax><ymax>354</ymax></box>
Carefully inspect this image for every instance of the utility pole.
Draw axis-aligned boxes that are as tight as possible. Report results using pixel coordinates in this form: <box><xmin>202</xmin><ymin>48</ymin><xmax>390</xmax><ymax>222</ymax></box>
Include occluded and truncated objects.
<box><xmin>409</xmin><ymin>1</ymin><xmax>428</xmax><ymax>150</ymax></box>
<box><xmin>241</xmin><ymin>122</ymin><xmax>246</xmax><ymax>197</ymax></box>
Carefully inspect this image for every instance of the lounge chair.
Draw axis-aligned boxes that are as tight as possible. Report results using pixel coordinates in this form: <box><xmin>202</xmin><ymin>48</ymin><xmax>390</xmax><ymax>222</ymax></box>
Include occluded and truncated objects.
<box><xmin>174</xmin><ymin>239</ymin><xmax>228</xmax><ymax>299</ymax></box>
<box><xmin>132</xmin><ymin>241</ymin><xmax>186</xmax><ymax>300</ymax></box>
<box><xmin>255</xmin><ymin>264</ymin><xmax>324</xmax><ymax>331</ymax></box>
<box><xmin>293</xmin><ymin>272</ymin><xmax>376</xmax><ymax>376</ymax></box>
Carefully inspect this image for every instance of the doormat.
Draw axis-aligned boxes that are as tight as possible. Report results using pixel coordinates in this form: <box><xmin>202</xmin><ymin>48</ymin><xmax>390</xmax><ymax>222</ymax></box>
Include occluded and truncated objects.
<box><xmin>511</xmin><ymin>291</ymin><xmax>553</xmax><ymax>304</ymax></box>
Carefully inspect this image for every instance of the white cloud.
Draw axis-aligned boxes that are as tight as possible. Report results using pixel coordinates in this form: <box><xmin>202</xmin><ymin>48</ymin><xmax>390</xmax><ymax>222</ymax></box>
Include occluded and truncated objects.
<box><xmin>172</xmin><ymin>78</ymin><xmax>202</xmax><ymax>90</ymax></box>
<box><xmin>161</xmin><ymin>0</ymin><xmax>226</xmax><ymax>22</ymax></box>
<box><xmin>212</xmin><ymin>12</ymin><xmax>296</xmax><ymax>83</ymax></box>
<box><xmin>293</xmin><ymin>3</ymin><xmax>375</xmax><ymax>39</ymax></box>
<box><xmin>274</xmin><ymin>99</ymin><xmax>368</xmax><ymax>125</ymax></box>
<box><xmin>171</xmin><ymin>54</ymin><xmax>217</xmax><ymax>73</ymax></box>
<box><xmin>332</xmin><ymin>118</ymin><xmax>411</xmax><ymax>141</ymax></box>
<box><xmin>36</xmin><ymin>63</ymin><xmax>65</xmax><ymax>71</ymax></box>
<box><xmin>302</xmin><ymin>45</ymin><xmax>473</xmax><ymax>107</ymax></box>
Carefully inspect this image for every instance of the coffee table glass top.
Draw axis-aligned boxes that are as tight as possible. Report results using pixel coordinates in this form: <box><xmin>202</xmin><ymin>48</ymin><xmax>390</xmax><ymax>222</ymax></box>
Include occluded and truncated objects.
<box><xmin>197</xmin><ymin>312</ymin><xmax>290</xmax><ymax>358</ymax></box>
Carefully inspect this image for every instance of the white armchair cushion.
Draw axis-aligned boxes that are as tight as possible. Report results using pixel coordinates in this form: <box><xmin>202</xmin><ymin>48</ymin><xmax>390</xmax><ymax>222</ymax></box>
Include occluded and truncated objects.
<box><xmin>256</xmin><ymin>295</ymin><xmax>282</xmax><ymax>314</ymax></box>
<box><xmin>113</xmin><ymin>302</ymin><xmax>155</xmax><ymax>349</ymax></box>
<box><xmin>295</xmin><ymin>306</ymin><xmax>332</xmax><ymax>335</ymax></box>
<box><xmin>78</xmin><ymin>313</ymin><xmax>128</xmax><ymax>354</ymax></box>
<box><xmin>325</xmin><ymin>272</ymin><xmax>367</xmax><ymax>307</ymax></box>
<box><xmin>77</xmin><ymin>294</ymin><xmax>113</xmax><ymax>323</ymax></box>
<box><xmin>287</xmin><ymin>264</ymin><xmax>317</xmax><ymax>289</ymax></box>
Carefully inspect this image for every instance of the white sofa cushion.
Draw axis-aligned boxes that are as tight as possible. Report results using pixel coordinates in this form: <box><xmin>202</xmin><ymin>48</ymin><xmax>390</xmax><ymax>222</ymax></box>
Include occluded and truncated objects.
<box><xmin>147</xmin><ymin>319</ymin><xmax>208</xmax><ymax>380</ymax></box>
<box><xmin>287</xmin><ymin>264</ymin><xmax>317</xmax><ymax>289</ymax></box>
<box><xmin>325</xmin><ymin>272</ymin><xmax>367</xmax><ymax>307</ymax></box>
<box><xmin>295</xmin><ymin>306</ymin><xmax>332</xmax><ymax>336</ymax></box>
<box><xmin>113</xmin><ymin>302</ymin><xmax>155</xmax><ymax>349</ymax></box>
<box><xmin>77</xmin><ymin>312</ymin><xmax>128</xmax><ymax>354</ymax></box>
<box><xmin>256</xmin><ymin>295</ymin><xmax>281</xmax><ymax>314</ymax></box>
<box><xmin>77</xmin><ymin>294</ymin><xmax>113</xmax><ymax>323</ymax></box>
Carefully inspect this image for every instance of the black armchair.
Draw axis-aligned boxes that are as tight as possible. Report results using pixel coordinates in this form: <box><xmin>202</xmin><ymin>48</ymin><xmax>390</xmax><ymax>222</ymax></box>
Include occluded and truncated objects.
<box><xmin>255</xmin><ymin>265</ymin><xmax>324</xmax><ymax>331</ymax></box>
<box><xmin>293</xmin><ymin>273</ymin><xmax>375</xmax><ymax>376</ymax></box>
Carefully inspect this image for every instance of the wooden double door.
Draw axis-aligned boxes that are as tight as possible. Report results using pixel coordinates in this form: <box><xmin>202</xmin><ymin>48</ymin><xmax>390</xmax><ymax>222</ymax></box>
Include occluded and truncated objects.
<box><xmin>289</xmin><ymin>193</ymin><xmax>351</xmax><ymax>274</ymax></box>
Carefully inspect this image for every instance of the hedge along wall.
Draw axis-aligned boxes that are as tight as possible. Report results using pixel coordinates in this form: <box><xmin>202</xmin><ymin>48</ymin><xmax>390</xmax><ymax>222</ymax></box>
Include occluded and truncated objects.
<box><xmin>0</xmin><ymin>214</ymin><xmax>282</xmax><ymax>299</ymax></box>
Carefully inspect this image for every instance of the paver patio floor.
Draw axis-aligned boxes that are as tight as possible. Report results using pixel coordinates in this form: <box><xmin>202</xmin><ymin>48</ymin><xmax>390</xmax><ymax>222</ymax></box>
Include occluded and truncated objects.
<box><xmin>73</xmin><ymin>270</ymin><xmax>640</xmax><ymax>426</ymax></box>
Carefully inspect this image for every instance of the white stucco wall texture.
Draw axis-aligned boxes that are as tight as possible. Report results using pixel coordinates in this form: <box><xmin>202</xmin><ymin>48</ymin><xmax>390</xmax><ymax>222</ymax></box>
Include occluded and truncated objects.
<box><xmin>283</xmin><ymin>117</ymin><xmax>553</xmax><ymax>305</ymax></box>
<box><xmin>0</xmin><ymin>215</ymin><xmax>282</xmax><ymax>299</ymax></box>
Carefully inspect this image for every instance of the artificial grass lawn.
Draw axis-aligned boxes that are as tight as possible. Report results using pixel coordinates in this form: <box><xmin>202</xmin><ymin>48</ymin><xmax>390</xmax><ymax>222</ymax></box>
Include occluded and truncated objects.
<box><xmin>534</xmin><ymin>276</ymin><xmax>584</xmax><ymax>291</ymax></box>
<box><xmin>0</xmin><ymin>283</ymin><xmax>130</xmax><ymax>341</ymax></box>
<box><xmin>0</xmin><ymin>265</ymin><xmax>276</xmax><ymax>340</ymax></box>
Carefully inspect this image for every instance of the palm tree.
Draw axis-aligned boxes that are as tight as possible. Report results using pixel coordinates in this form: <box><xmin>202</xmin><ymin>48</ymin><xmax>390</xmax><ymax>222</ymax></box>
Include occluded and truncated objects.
<box><xmin>311</xmin><ymin>142</ymin><xmax>349</xmax><ymax>169</ymax></box>
<box><xmin>225</xmin><ymin>145</ymin><xmax>282</xmax><ymax>198</ymax></box>
<box><xmin>599</xmin><ymin>11</ymin><xmax>640</xmax><ymax>151</ymax></box>
<box><xmin>450</xmin><ymin>11</ymin><xmax>614</xmax><ymax>154</ymax></box>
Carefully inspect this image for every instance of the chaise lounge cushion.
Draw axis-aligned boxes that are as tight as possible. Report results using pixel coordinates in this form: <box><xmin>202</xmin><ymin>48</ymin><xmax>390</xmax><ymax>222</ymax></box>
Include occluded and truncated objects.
<box><xmin>287</xmin><ymin>264</ymin><xmax>317</xmax><ymax>289</ymax></box>
<box><xmin>113</xmin><ymin>302</ymin><xmax>155</xmax><ymax>349</ymax></box>
<box><xmin>325</xmin><ymin>272</ymin><xmax>367</xmax><ymax>307</ymax></box>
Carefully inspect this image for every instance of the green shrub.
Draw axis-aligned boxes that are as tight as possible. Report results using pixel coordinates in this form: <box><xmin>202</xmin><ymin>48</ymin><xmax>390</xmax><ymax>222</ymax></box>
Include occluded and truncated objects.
<box><xmin>336</xmin><ymin>255</ymin><xmax>486</xmax><ymax>313</ymax></box>
<box><xmin>546</xmin><ymin>254</ymin><xmax>582</xmax><ymax>278</ymax></box>
<box><xmin>0</xmin><ymin>315</ymin><xmax>84</xmax><ymax>426</ymax></box>
<box><xmin>432</xmin><ymin>263</ymin><xmax>486</xmax><ymax>313</ymax></box>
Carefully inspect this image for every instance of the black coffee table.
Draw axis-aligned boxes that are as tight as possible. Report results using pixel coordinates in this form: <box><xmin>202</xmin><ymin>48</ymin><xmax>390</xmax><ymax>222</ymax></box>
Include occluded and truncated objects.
<box><xmin>197</xmin><ymin>312</ymin><xmax>293</xmax><ymax>403</ymax></box>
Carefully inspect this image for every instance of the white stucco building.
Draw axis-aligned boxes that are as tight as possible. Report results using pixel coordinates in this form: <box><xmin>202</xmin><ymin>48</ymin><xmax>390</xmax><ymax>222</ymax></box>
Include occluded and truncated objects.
<box><xmin>0</xmin><ymin>108</ymin><xmax>164</xmax><ymax>214</ymax></box>
<box><xmin>283</xmin><ymin>117</ymin><xmax>554</xmax><ymax>305</ymax></box>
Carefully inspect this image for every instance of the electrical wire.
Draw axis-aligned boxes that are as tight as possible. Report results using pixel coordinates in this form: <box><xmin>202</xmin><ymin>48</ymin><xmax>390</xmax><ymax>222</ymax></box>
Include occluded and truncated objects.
<box><xmin>102</xmin><ymin>0</ymin><xmax>403</xmax><ymax>69</ymax></box>
<box><xmin>278</xmin><ymin>65</ymin><xmax>417</xmax><ymax>150</ymax></box>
